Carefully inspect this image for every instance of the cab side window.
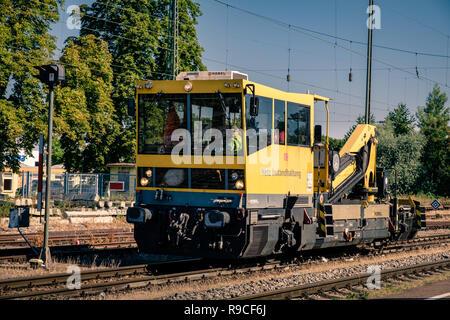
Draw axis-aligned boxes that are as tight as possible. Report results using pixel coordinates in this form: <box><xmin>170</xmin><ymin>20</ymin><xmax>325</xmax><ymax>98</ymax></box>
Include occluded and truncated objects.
<box><xmin>287</xmin><ymin>102</ymin><xmax>310</xmax><ymax>146</ymax></box>
<box><xmin>274</xmin><ymin>99</ymin><xmax>285</xmax><ymax>145</ymax></box>
<box><xmin>245</xmin><ymin>95</ymin><xmax>273</xmax><ymax>154</ymax></box>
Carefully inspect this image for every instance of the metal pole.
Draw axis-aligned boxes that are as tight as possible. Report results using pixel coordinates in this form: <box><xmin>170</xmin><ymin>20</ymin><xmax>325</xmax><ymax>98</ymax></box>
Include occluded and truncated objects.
<box><xmin>43</xmin><ymin>84</ymin><xmax>54</xmax><ymax>267</ymax></box>
<box><xmin>37</xmin><ymin>134</ymin><xmax>44</xmax><ymax>223</ymax></box>
<box><xmin>364</xmin><ymin>0</ymin><xmax>374</xmax><ymax>124</ymax></box>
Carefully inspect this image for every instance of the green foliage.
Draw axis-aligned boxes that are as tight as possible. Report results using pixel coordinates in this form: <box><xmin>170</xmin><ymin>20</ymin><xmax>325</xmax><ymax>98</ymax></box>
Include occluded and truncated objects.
<box><xmin>0</xmin><ymin>202</ymin><xmax>13</xmax><ymax>218</ymax></box>
<box><xmin>386</xmin><ymin>103</ymin><xmax>415</xmax><ymax>136</ymax></box>
<box><xmin>55</xmin><ymin>35</ymin><xmax>120</xmax><ymax>173</ymax></box>
<box><xmin>0</xmin><ymin>99</ymin><xmax>24</xmax><ymax>171</ymax></box>
<box><xmin>153</xmin><ymin>0</ymin><xmax>206</xmax><ymax>76</ymax></box>
<box><xmin>375</xmin><ymin>103</ymin><xmax>422</xmax><ymax>194</ymax></box>
<box><xmin>416</xmin><ymin>85</ymin><xmax>449</xmax><ymax>196</ymax></box>
<box><xmin>327</xmin><ymin>136</ymin><xmax>345</xmax><ymax>151</ymax></box>
<box><xmin>338</xmin><ymin>87</ymin><xmax>449</xmax><ymax>196</ymax></box>
<box><xmin>51</xmin><ymin>138</ymin><xmax>64</xmax><ymax>165</ymax></box>
<box><xmin>0</xmin><ymin>0</ymin><xmax>64</xmax><ymax>172</ymax></box>
<box><xmin>1</xmin><ymin>0</ymin><xmax>206</xmax><ymax>174</ymax></box>
<box><xmin>79</xmin><ymin>0</ymin><xmax>206</xmax><ymax>165</ymax></box>
<box><xmin>376</xmin><ymin>121</ymin><xmax>425</xmax><ymax>194</ymax></box>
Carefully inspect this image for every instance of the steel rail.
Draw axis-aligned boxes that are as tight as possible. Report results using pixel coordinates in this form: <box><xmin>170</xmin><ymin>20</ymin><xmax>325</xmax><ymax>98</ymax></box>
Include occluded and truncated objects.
<box><xmin>0</xmin><ymin>258</ymin><xmax>205</xmax><ymax>297</ymax></box>
<box><xmin>0</xmin><ymin>259</ymin><xmax>279</xmax><ymax>300</ymax></box>
<box><xmin>0</xmin><ymin>244</ymin><xmax>137</xmax><ymax>264</ymax></box>
<box><xmin>233</xmin><ymin>259</ymin><xmax>450</xmax><ymax>300</ymax></box>
<box><xmin>0</xmin><ymin>234</ymin><xmax>448</xmax><ymax>299</ymax></box>
<box><xmin>0</xmin><ymin>228</ymin><xmax>134</xmax><ymax>247</ymax></box>
<box><xmin>426</xmin><ymin>220</ymin><xmax>450</xmax><ymax>229</ymax></box>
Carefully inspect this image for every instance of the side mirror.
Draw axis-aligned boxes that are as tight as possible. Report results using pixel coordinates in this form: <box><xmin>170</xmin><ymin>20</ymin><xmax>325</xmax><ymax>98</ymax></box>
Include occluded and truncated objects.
<box><xmin>314</xmin><ymin>125</ymin><xmax>322</xmax><ymax>145</ymax></box>
<box><xmin>250</xmin><ymin>96</ymin><xmax>259</xmax><ymax>117</ymax></box>
<box><xmin>127</xmin><ymin>98</ymin><xmax>136</xmax><ymax>117</ymax></box>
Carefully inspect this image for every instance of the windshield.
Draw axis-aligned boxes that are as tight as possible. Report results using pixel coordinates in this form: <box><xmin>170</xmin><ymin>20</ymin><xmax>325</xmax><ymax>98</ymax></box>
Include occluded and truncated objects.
<box><xmin>138</xmin><ymin>93</ymin><xmax>242</xmax><ymax>155</ymax></box>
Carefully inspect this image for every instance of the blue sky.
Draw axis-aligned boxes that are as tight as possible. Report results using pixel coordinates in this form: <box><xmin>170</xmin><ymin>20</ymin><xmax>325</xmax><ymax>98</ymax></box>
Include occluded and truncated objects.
<box><xmin>51</xmin><ymin>0</ymin><xmax>450</xmax><ymax>138</ymax></box>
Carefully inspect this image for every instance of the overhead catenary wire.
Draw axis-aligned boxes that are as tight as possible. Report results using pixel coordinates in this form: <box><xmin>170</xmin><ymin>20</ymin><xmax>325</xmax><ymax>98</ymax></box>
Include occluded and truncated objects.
<box><xmin>4</xmin><ymin>43</ymin><xmax>174</xmax><ymax>79</ymax></box>
<box><xmin>225</xmin><ymin>2</ymin><xmax>229</xmax><ymax>71</ymax></box>
<box><xmin>380</xmin><ymin>0</ymin><xmax>450</xmax><ymax>39</ymax></box>
<box><xmin>7</xmin><ymin>0</ymin><xmax>446</xmax><ymax>120</ymax></box>
<box><xmin>10</xmin><ymin>36</ymin><xmax>397</xmax><ymax>115</ymax></box>
<box><xmin>203</xmin><ymin>55</ymin><xmax>396</xmax><ymax>112</ymax></box>
<box><xmin>32</xmin><ymin>0</ymin><xmax>450</xmax><ymax>90</ymax></box>
<box><xmin>287</xmin><ymin>24</ymin><xmax>291</xmax><ymax>92</ymax></box>
<box><xmin>446</xmin><ymin>36</ymin><xmax>449</xmax><ymax>87</ymax></box>
<box><xmin>209</xmin><ymin>0</ymin><xmax>450</xmax><ymax>59</ymax></box>
<box><xmin>208</xmin><ymin>0</ymin><xmax>449</xmax><ymax>89</ymax></box>
<box><xmin>334</xmin><ymin>0</ymin><xmax>339</xmax><ymax>96</ymax></box>
<box><xmin>45</xmin><ymin>0</ymin><xmax>450</xmax><ymax>91</ymax></box>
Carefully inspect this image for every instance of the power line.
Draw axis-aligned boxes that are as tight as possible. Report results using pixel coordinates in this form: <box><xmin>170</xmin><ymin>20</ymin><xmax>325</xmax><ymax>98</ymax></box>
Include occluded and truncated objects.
<box><xmin>54</xmin><ymin>0</ymin><xmax>449</xmax><ymax>90</ymax></box>
<box><xmin>209</xmin><ymin>0</ymin><xmax>450</xmax><ymax>59</ymax></box>
<box><xmin>244</xmin><ymin>66</ymin><xmax>450</xmax><ymax>72</ymax></box>
<box><xmin>203</xmin><ymin>56</ymin><xmax>396</xmax><ymax>111</ymax></box>
<box><xmin>380</xmin><ymin>1</ymin><xmax>450</xmax><ymax>38</ymax></box>
<box><xmin>4</xmin><ymin>43</ymin><xmax>173</xmax><ymax>79</ymax></box>
<box><xmin>209</xmin><ymin>0</ymin><xmax>449</xmax><ymax>89</ymax></box>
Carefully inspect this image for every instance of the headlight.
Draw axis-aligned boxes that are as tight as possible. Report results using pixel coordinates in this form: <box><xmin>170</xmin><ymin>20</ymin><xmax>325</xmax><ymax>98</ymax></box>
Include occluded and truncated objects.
<box><xmin>184</xmin><ymin>82</ymin><xmax>192</xmax><ymax>92</ymax></box>
<box><xmin>235</xmin><ymin>180</ymin><xmax>244</xmax><ymax>190</ymax></box>
<box><xmin>145</xmin><ymin>169</ymin><xmax>152</xmax><ymax>178</ymax></box>
<box><xmin>140</xmin><ymin>177</ymin><xmax>149</xmax><ymax>187</ymax></box>
<box><xmin>231</xmin><ymin>172</ymin><xmax>239</xmax><ymax>181</ymax></box>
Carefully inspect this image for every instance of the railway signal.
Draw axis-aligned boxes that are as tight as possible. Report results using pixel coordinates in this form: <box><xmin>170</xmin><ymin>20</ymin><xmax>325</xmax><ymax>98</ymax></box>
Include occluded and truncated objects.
<box><xmin>33</xmin><ymin>63</ymin><xmax>65</xmax><ymax>268</ymax></box>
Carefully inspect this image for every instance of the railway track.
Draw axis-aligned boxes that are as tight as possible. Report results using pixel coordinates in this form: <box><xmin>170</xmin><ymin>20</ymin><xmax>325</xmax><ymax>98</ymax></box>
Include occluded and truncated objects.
<box><xmin>0</xmin><ymin>228</ymin><xmax>137</xmax><ymax>263</ymax></box>
<box><xmin>0</xmin><ymin>232</ymin><xmax>449</xmax><ymax>300</ymax></box>
<box><xmin>381</xmin><ymin>233</ymin><xmax>450</xmax><ymax>252</ymax></box>
<box><xmin>0</xmin><ymin>244</ymin><xmax>138</xmax><ymax>264</ymax></box>
<box><xmin>233</xmin><ymin>259</ymin><xmax>450</xmax><ymax>300</ymax></box>
<box><xmin>0</xmin><ymin>258</ymin><xmax>244</xmax><ymax>300</ymax></box>
<box><xmin>0</xmin><ymin>228</ymin><xmax>135</xmax><ymax>248</ymax></box>
<box><xmin>425</xmin><ymin>220</ymin><xmax>450</xmax><ymax>229</ymax></box>
<box><xmin>424</xmin><ymin>204</ymin><xmax>450</xmax><ymax>211</ymax></box>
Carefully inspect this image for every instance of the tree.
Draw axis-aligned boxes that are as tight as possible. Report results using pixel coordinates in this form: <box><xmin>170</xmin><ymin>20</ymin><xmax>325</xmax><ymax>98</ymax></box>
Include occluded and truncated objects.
<box><xmin>153</xmin><ymin>0</ymin><xmax>206</xmax><ymax>76</ymax></box>
<box><xmin>0</xmin><ymin>100</ymin><xmax>24</xmax><ymax>171</ymax></box>
<box><xmin>54</xmin><ymin>35</ymin><xmax>120</xmax><ymax>172</ymax></box>
<box><xmin>79</xmin><ymin>0</ymin><xmax>205</xmax><ymax>164</ymax></box>
<box><xmin>386</xmin><ymin>103</ymin><xmax>415</xmax><ymax>136</ymax></box>
<box><xmin>416</xmin><ymin>85</ymin><xmax>449</xmax><ymax>196</ymax></box>
<box><xmin>326</xmin><ymin>136</ymin><xmax>345</xmax><ymax>151</ymax></box>
<box><xmin>0</xmin><ymin>0</ymin><xmax>64</xmax><ymax>172</ymax></box>
<box><xmin>376</xmin><ymin>121</ymin><xmax>424</xmax><ymax>194</ymax></box>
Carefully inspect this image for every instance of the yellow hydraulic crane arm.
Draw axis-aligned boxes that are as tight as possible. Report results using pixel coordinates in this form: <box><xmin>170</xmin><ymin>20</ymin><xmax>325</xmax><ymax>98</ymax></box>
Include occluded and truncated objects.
<box><xmin>329</xmin><ymin>124</ymin><xmax>378</xmax><ymax>202</ymax></box>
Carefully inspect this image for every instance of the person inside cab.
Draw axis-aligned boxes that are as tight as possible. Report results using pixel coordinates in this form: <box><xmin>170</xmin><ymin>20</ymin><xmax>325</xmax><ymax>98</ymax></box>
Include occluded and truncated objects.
<box><xmin>226</xmin><ymin>124</ymin><xmax>243</xmax><ymax>155</ymax></box>
<box><xmin>161</xmin><ymin>104</ymin><xmax>182</xmax><ymax>153</ymax></box>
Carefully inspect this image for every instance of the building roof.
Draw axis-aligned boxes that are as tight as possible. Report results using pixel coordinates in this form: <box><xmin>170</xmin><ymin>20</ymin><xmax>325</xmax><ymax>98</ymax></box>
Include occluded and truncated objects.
<box><xmin>106</xmin><ymin>163</ymin><xmax>136</xmax><ymax>167</ymax></box>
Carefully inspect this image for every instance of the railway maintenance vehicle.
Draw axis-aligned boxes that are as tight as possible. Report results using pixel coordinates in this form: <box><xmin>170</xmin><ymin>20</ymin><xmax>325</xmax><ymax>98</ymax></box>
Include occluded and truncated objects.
<box><xmin>126</xmin><ymin>70</ymin><xmax>426</xmax><ymax>259</ymax></box>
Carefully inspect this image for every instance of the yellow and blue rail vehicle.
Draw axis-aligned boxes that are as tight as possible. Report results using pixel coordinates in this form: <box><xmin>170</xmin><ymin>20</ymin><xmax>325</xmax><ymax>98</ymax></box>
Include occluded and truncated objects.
<box><xmin>126</xmin><ymin>71</ymin><xmax>425</xmax><ymax>259</ymax></box>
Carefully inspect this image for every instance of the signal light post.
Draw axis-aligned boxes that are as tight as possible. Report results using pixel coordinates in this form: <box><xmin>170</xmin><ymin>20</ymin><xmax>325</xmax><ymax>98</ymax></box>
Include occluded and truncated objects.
<box><xmin>33</xmin><ymin>64</ymin><xmax>65</xmax><ymax>267</ymax></box>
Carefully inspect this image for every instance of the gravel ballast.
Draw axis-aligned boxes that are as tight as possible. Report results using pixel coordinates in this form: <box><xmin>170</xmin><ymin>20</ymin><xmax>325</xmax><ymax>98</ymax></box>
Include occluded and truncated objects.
<box><xmin>162</xmin><ymin>250</ymin><xmax>450</xmax><ymax>300</ymax></box>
